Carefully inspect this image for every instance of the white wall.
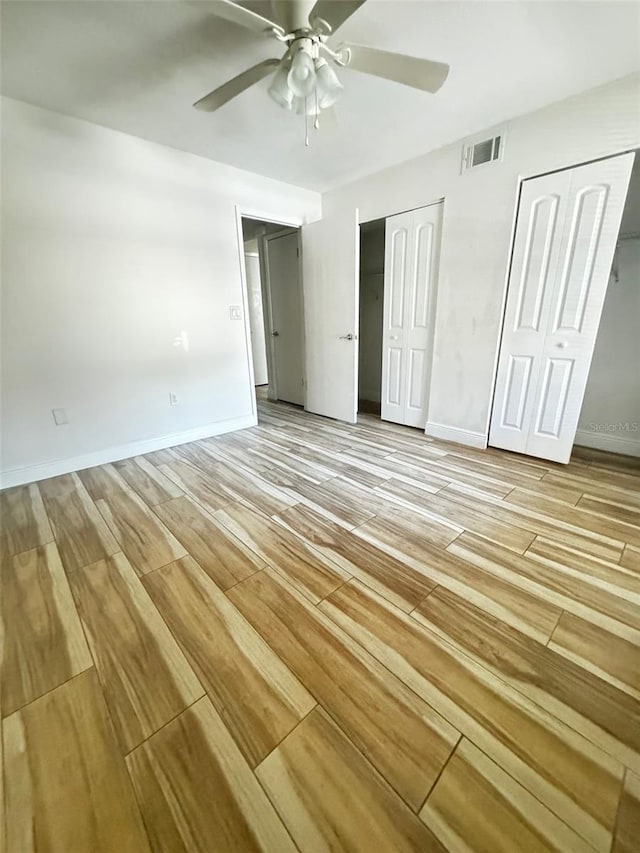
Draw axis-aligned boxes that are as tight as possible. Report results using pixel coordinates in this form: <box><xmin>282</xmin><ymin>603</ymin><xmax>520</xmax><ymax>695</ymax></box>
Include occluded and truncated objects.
<box><xmin>358</xmin><ymin>223</ymin><xmax>385</xmax><ymax>404</ymax></box>
<box><xmin>323</xmin><ymin>73</ymin><xmax>640</xmax><ymax>443</ymax></box>
<box><xmin>576</xmin><ymin>241</ymin><xmax>640</xmax><ymax>456</ymax></box>
<box><xmin>0</xmin><ymin>97</ymin><xmax>321</xmax><ymax>486</ymax></box>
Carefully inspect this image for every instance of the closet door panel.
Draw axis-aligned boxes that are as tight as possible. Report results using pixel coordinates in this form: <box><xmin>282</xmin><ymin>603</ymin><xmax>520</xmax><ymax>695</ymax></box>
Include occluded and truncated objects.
<box><xmin>491</xmin><ymin>152</ymin><xmax>634</xmax><ymax>463</ymax></box>
<box><xmin>381</xmin><ymin>203</ymin><xmax>443</xmax><ymax>428</ymax></box>
<box><xmin>489</xmin><ymin>173</ymin><xmax>571</xmax><ymax>454</ymax></box>
<box><xmin>526</xmin><ymin>154</ymin><xmax>634</xmax><ymax>462</ymax></box>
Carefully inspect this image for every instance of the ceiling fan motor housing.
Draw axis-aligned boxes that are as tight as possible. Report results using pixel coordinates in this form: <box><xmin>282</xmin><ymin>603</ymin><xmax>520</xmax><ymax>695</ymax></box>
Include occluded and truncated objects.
<box><xmin>271</xmin><ymin>0</ymin><xmax>317</xmax><ymax>34</ymax></box>
<box><xmin>287</xmin><ymin>38</ymin><xmax>317</xmax><ymax>97</ymax></box>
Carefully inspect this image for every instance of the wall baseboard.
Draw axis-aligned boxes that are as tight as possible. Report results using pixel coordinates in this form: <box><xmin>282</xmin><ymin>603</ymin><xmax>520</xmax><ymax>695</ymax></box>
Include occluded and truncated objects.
<box><xmin>0</xmin><ymin>414</ymin><xmax>258</xmax><ymax>489</ymax></box>
<box><xmin>425</xmin><ymin>420</ymin><xmax>488</xmax><ymax>449</ymax></box>
<box><xmin>574</xmin><ymin>428</ymin><xmax>640</xmax><ymax>458</ymax></box>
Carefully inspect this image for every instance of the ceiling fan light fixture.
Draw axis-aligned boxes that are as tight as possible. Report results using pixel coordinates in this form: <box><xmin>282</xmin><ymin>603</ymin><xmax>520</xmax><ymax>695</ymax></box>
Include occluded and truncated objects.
<box><xmin>314</xmin><ymin>57</ymin><xmax>344</xmax><ymax>108</ymax></box>
<box><xmin>287</xmin><ymin>43</ymin><xmax>316</xmax><ymax>98</ymax></box>
<box><xmin>268</xmin><ymin>60</ymin><xmax>293</xmax><ymax>109</ymax></box>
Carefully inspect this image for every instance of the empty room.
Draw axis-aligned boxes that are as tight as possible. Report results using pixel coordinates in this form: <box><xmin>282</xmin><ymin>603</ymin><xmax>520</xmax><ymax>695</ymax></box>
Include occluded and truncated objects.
<box><xmin>1</xmin><ymin>1</ymin><xmax>639</xmax><ymax>851</ymax></box>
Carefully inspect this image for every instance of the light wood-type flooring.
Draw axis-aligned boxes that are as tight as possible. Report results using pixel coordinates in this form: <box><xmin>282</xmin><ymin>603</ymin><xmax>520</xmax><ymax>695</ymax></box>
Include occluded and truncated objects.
<box><xmin>2</xmin><ymin>395</ymin><xmax>640</xmax><ymax>852</ymax></box>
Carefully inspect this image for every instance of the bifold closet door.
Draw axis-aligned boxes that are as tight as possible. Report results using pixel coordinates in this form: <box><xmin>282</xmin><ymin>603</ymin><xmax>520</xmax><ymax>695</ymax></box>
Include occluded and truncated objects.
<box><xmin>490</xmin><ymin>152</ymin><xmax>634</xmax><ymax>463</ymax></box>
<box><xmin>381</xmin><ymin>202</ymin><xmax>442</xmax><ymax>428</ymax></box>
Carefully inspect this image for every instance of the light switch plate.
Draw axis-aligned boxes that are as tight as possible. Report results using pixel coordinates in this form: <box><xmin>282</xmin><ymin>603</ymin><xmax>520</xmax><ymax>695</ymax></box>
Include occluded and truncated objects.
<box><xmin>52</xmin><ymin>408</ymin><xmax>68</xmax><ymax>425</ymax></box>
<box><xmin>229</xmin><ymin>305</ymin><xmax>242</xmax><ymax>321</ymax></box>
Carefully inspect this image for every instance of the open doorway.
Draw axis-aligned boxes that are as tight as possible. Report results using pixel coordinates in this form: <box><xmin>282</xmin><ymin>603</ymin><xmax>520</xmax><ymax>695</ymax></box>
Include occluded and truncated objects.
<box><xmin>241</xmin><ymin>217</ymin><xmax>305</xmax><ymax>412</ymax></box>
<box><xmin>358</xmin><ymin>219</ymin><xmax>385</xmax><ymax>416</ymax></box>
<box><xmin>575</xmin><ymin>152</ymin><xmax>640</xmax><ymax>459</ymax></box>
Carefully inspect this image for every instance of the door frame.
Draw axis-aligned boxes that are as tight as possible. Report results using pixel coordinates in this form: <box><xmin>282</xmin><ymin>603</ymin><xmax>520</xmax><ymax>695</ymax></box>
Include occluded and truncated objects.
<box><xmin>234</xmin><ymin>206</ymin><xmax>305</xmax><ymax>420</ymax></box>
<box><xmin>486</xmin><ymin>147</ymin><xmax>638</xmax><ymax>454</ymax></box>
<box><xmin>261</xmin><ymin>227</ymin><xmax>305</xmax><ymax>406</ymax></box>
<box><xmin>243</xmin><ymin>245</ymin><xmax>269</xmax><ymax>387</ymax></box>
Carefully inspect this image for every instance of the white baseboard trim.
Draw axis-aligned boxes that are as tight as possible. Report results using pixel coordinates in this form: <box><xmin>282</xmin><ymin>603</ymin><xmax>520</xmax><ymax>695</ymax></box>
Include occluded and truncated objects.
<box><xmin>573</xmin><ymin>428</ymin><xmax>640</xmax><ymax>458</ymax></box>
<box><xmin>0</xmin><ymin>414</ymin><xmax>258</xmax><ymax>489</ymax></box>
<box><xmin>425</xmin><ymin>421</ymin><xmax>488</xmax><ymax>449</ymax></box>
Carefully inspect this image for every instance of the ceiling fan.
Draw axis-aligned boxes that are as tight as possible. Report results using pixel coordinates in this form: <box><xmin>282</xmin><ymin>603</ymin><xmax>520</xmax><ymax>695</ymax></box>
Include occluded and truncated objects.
<box><xmin>193</xmin><ymin>0</ymin><xmax>449</xmax><ymax>127</ymax></box>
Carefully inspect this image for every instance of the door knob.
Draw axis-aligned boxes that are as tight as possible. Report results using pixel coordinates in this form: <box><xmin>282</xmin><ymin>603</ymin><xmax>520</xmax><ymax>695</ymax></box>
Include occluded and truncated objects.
<box><xmin>272</xmin><ymin>331</ymin><xmax>280</xmax><ymax>337</ymax></box>
<box><xmin>390</xmin><ymin>335</ymin><xmax>399</xmax><ymax>340</ymax></box>
<box><xmin>556</xmin><ymin>341</ymin><xmax>568</xmax><ymax>348</ymax></box>
<box><xmin>339</xmin><ymin>333</ymin><xmax>355</xmax><ymax>341</ymax></box>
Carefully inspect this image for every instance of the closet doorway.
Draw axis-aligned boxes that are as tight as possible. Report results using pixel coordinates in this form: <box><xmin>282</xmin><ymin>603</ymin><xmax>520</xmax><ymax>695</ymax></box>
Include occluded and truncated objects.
<box><xmin>358</xmin><ymin>220</ymin><xmax>385</xmax><ymax>415</ymax></box>
<box><xmin>358</xmin><ymin>202</ymin><xmax>443</xmax><ymax>429</ymax></box>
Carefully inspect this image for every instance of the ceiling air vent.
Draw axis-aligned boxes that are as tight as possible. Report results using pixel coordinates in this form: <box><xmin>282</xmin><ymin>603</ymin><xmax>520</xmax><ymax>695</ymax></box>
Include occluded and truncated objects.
<box><xmin>461</xmin><ymin>132</ymin><xmax>504</xmax><ymax>173</ymax></box>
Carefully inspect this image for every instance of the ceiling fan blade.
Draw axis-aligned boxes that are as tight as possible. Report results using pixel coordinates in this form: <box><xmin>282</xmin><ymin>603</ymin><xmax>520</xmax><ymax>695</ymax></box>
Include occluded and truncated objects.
<box><xmin>310</xmin><ymin>0</ymin><xmax>367</xmax><ymax>34</ymax></box>
<box><xmin>193</xmin><ymin>59</ymin><xmax>280</xmax><ymax>111</ymax></box>
<box><xmin>210</xmin><ymin>0</ymin><xmax>284</xmax><ymax>36</ymax></box>
<box><xmin>341</xmin><ymin>44</ymin><xmax>449</xmax><ymax>93</ymax></box>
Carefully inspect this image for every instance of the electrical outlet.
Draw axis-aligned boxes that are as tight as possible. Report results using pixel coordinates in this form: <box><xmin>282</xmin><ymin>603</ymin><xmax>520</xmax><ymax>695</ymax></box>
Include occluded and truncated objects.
<box><xmin>52</xmin><ymin>408</ymin><xmax>68</xmax><ymax>425</ymax></box>
<box><xmin>169</xmin><ymin>393</ymin><xmax>179</xmax><ymax>406</ymax></box>
<box><xmin>229</xmin><ymin>305</ymin><xmax>242</xmax><ymax>321</ymax></box>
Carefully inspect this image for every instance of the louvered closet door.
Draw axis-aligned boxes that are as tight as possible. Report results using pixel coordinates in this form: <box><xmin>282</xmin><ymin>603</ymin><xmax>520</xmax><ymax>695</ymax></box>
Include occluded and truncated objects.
<box><xmin>381</xmin><ymin>202</ymin><xmax>442</xmax><ymax>428</ymax></box>
<box><xmin>490</xmin><ymin>152</ymin><xmax>634</xmax><ymax>463</ymax></box>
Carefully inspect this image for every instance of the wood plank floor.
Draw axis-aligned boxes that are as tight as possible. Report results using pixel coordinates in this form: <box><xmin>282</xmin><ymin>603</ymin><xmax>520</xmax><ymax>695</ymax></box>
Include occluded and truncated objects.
<box><xmin>2</xmin><ymin>396</ymin><xmax>639</xmax><ymax>852</ymax></box>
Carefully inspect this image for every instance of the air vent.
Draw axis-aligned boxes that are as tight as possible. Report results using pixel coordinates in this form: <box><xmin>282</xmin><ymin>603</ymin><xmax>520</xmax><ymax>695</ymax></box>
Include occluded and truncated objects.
<box><xmin>461</xmin><ymin>132</ymin><xmax>504</xmax><ymax>173</ymax></box>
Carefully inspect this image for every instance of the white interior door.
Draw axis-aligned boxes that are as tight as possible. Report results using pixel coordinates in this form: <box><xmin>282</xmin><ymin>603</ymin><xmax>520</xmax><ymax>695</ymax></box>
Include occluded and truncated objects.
<box><xmin>302</xmin><ymin>209</ymin><xmax>359</xmax><ymax>422</ymax></box>
<box><xmin>263</xmin><ymin>230</ymin><xmax>304</xmax><ymax>405</ymax></box>
<box><xmin>244</xmin><ymin>251</ymin><xmax>269</xmax><ymax>386</ymax></box>
<box><xmin>490</xmin><ymin>152</ymin><xmax>634</xmax><ymax>463</ymax></box>
<box><xmin>381</xmin><ymin>202</ymin><xmax>443</xmax><ymax>428</ymax></box>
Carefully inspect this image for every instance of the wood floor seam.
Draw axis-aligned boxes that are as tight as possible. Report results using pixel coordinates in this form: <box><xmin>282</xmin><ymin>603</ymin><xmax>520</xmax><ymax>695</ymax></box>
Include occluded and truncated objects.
<box><xmin>122</xmin><ymin>693</ymin><xmax>206</xmax><ymax>758</ymax></box>
<box><xmin>1</xmin><ymin>663</ymin><xmax>97</xmax><ymax>721</ymax></box>
<box><xmin>252</xmin><ymin>701</ymin><xmax>321</xmax><ymax>772</ymax></box>
<box><xmin>416</xmin><ymin>731</ymin><xmax>464</xmax><ymax>815</ymax></box>
<box><xmin>546</xmin><ymin>608</ymin><xmax>566</xmax><ymax>648</ymax></box>
<box><xmin>306</xmin><ymin>699</ymin><xmax>454</xmax><ymax>817</ymax></box>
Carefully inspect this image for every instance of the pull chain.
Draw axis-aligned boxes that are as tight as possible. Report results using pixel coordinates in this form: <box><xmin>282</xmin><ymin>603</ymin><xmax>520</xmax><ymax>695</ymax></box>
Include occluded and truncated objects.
<box><xmin>303</xmin><ymin>91</ymin><xmax>321</xmax><ymax>146</ymax></box>
<box><xmin>304</xmin><ymin>97</ymin><xmax>309</xmax><ymax>147</ymax></box>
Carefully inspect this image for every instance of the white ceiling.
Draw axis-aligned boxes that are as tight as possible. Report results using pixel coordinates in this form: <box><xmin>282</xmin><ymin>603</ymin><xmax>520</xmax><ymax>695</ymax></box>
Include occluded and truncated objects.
<box><xmin>2</xmin><ymin>1</ymin><xmax>639</xmax><ymax>191</ymax></box>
